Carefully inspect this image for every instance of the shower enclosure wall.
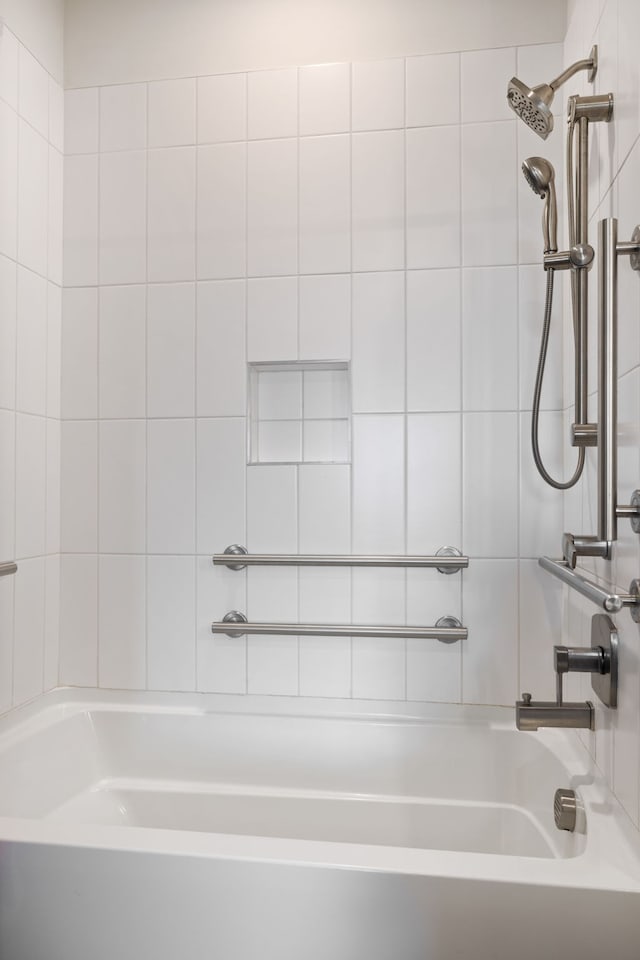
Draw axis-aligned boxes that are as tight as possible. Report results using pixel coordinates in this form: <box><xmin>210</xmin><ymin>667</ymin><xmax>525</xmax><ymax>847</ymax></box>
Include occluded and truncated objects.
<box><xmin>58</xmin><ymin>23</ymin><xmax>568</xmax><ymax>711</ymax></box>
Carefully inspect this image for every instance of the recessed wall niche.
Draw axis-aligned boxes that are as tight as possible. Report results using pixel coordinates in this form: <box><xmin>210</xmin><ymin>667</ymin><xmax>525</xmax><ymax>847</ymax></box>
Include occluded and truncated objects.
<box><xmin>248</xmin><ymin>362</ymin><xmax>351</xmax><ymax>465</ymax></box>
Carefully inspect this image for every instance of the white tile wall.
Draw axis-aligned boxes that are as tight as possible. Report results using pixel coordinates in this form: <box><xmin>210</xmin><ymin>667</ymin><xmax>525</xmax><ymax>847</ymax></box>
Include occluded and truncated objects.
<box><xmin>0</xmin><ymin>22</ymin><xmax>62</xmax><ymax>719</ymax></box>
<box><xmin>57</xmin><ymin>42</ymin><xmax>573</xmax><ymax>719</ymax></box>
<box><xmin>99</xmin><ymin>285</ymin><xmax>147</xmax><ymax>419</ymax></box>
<box><xmin>147</xmin><ymin>556</ymin><xmax>196</xmax><ymax>691</ymax></box>
<box><xmin>197</xmin><ymin>74</ymin><xmax>247</xmax><ymax>144</ymax></box>
<box><xmin>406</xmin><ymin>125</ymin><xmax>461</xmax><ymax>269</ymax></box>
<box><xmin>0</xmin><ymin>100</ymin><xmax>18</xmax><ymax>260</ymax></box>
<box><xmin>99</xmin><ymin>420</ymin><xmax>146</xmax><ymax>554</ymax></box>
<box><xmin>299</xmin><ymin>63</ymin><xmax>350</xmax><ymax>137</ymax></box>
<box><xmin>407</xmin><ymin>268</ymin><xmax>460</xmax><ymax>413</ymax></box>
<box><xmin>299</xmin><ymin>134</ymin><xmax>350</xmax><ymax>274</ymax></box>
<box><xmin>406</xmin><ymin>53</ymin><xmax>460</xmax><ymax>127</ymax></box>
<box><xmin>99</xmin><ymin>150</ymin><xmax>147</xmax><ymax>284</ymax></box>
<box><xmin>352</xmin><ymin>130</ymin><xmax>404</xmax><ymax>271</ymax></box>
<box><xmin>98</xmin><ymin>556</ymin><xmax>146</xmax><ymax>689</ymax></box>
<box><xmin>197</xmin><ymin>142</ymin><xmax>247</xmax><ymax>280</ymax></box>
<box><xmin>462</xmin><ymin>121</ymin><xmax>518</xmax><ymax>266</ymax></box>
<box><xmin>99</xmin><ymin>83</ymin><xmax>147</xmax><ymax>152</ymax></box>
<box><xmin>148</xmin><ymin>147</ymin><xmax>196</xmax><ymax>282</ymax></box>
<box><xmin>352</xmin><ymin>271</ymin><xmax>404</xmax><ymax>412</ymax></box>
<box><xmin>247</xmin><ymin>138</ymin><xmax>298</xmax><ymax>276</ymax></box>
<box><xmin>148</xmin><ymin>79</ymin><xmax>196</xmax><ymax>148</ymax></box>
<box><xmin>352</xmin><ymin>59</ymin><xmax>404</xmax><ymax>132</ymax></box>
<box><xmin>147</xmin><ymin>283</ymin><xmax>196</xmax><ymax>417</ymax></box>
<box><xmin>462</xmin><ymin>267</ymin><xmax>518</xmax><ymax>411</ymax></box>
<box><xmin>248</xmin><ymin>68</ymin><xmax>298</xmax><ymax>140</ymax></box>
<box><xmin>0</xmin><ymin>265</ymin><xmax>16</xmax><ymax>392</ymax></box>
<box><xmin>196</xmin><ymin>280</ymin><xmax>246</xmax><ymax>415</ymax></box>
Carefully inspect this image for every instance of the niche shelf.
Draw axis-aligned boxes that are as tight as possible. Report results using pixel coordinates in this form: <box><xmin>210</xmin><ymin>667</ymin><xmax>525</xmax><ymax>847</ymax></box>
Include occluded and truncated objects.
<box><xmin>247</xmin><ymin>361</ymin><xmax>351</xmax><ymax>465</ymax></box>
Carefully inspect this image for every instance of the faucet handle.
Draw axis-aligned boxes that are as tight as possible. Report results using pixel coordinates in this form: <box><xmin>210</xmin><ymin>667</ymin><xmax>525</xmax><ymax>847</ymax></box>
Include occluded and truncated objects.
<box><xmin>521</xmin><ymin>692</ymin><xmax>532</xmax><ymax>705</ymax></box>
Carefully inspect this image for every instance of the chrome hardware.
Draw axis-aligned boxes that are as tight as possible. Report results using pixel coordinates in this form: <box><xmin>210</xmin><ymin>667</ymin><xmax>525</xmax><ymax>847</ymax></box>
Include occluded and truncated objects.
<box><xmin>516</xmin><ymin>616</ymin><xmax>617</xmax><ymax>730</ymax></box>
<box><xmin>588</xmin><ymin>614</ymin><xmax>619</xmax><ymax>708</ymax></box>
<box><xmin>213</xmin><ymin>546</ymin><xmax>469</xmax><ymax>573</ymax></box>
<box><xmin>543</xmin><ymin>243</ymin><xmax>594</xmax><ymax>271</ymax></box>
<box><xmin>561</xmin><ymin>532</ymin><xmax>610</xmax><ymax>568</ymax></box>
<box><xmin>628</xmin><ymin>225</ymin><xmax>640</xmax><ymax>272</ymax></box>
<box><xmin>631</xmin><ymin>580</ymin><xmax>640</xmax><ymax>624</ymax></box>
<box><xmin>516</xmin><ymin>695</ymin><xmax>594</xmax><ymax>731</ymax></box>
<box><xmin>554</xmin><ymin>616</ymin><xmax>617</xmax><ymax>710</ymax></box>
<box><xmin>522</xmin><ymin>157</ymin><xmax>557</xmax><ymax>253</ymax></box>
<box><xmin>221</xmin><ymin>611</ymin><xmax>249</xmax><ymax>635</ymax></box>
<box><xmin>554</xmin><ymin>789</ymin><xmax>578</xmax><ymax>832</ymax></box>
<box><xmin>506</xmin><ymin>46</ymin><xmax>597</xmax><ymax>140</ymax></box>
<box><xmin>516</xmin><ymin>620</ymin><xmax>600</xmax><ymax>731</ymax></box>
<box><xmin>220</xmin><ymin>544</ymin><xmax>249</xmax><ymax>571</ymax></box>
<box><xmin>571</xmin><ymin>422</ymin><xmax>598</xmax><ymax>447</ymax></box>
<box><xmin>616</xmin><ymin>489</ymin><xmax>640</xmax><ymax>532</ymax></box>
<box><xmin>214</xmin><ymin>613</ymin><xmax>467</xmax><ymax>643</ymax></box>
<box><xmin>434</xmin><ymin>615</ymin><xmax>464</xmax><ymax>644</ymax></box>
<box><xmin>435</xmin><ymin>546</ymin><xmax>465</xmax><ymax>575</ymax></box>
<box><xmin>0</xmin><ymin>562</ymin><xmax>17</xmax><ymax>578</ymax></box>
<box><xmin>539</xmin><ymin>556</ymin><xmax>640</xmax><ymax>617</ymax></box>
<box><xmin>562</xmin><ymin>218</ymin><xmax>640</xmax><ymax>562</ymax></box>
<box><xmin>571</xmin><ymin>92</ymin><xmax>614</xmax><ymax>124</ymax></box>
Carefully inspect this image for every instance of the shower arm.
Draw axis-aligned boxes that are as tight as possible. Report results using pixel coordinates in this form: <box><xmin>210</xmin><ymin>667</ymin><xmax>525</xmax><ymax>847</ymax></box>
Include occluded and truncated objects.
<box><xmin>549</xmin><ymin>52</ymin><xmax>597</xmax><ymax>91</ymax></box>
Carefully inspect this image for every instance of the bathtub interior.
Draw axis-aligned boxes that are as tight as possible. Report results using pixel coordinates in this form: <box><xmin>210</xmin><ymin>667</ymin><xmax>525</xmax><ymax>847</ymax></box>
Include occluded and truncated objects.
<box><xmin>0</xmin><ymin>698</ymin><xmax>586</xmax><ymax>859</ymax></box>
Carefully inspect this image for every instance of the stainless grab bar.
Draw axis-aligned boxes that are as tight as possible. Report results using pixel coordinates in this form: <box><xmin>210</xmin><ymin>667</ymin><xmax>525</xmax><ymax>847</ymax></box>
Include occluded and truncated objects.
<box><xmin>539</xmin><ymin>556</ymin><xmax>640</xmax><ymax>617</ymax></box>
<box><xmin>213</xmin><ymin>544</ymin><xmax>468</xmax><ymax>573</ymax></box>
<box><xmin>0</xmin><ymin>562</ymin><xmax>17</xmax><ymax>578</ymax></box>
<box><xmin>212</xmin><ymin>611</ymin><xmax>467</xmax><ymax>643</ymax></box>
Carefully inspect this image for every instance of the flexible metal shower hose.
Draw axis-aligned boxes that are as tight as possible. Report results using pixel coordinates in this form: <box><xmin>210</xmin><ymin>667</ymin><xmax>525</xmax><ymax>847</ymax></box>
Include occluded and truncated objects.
<box><xmin>531</xmin><ymin>268</ymin><xmax>585</xmax><ymax>489</ymax></box>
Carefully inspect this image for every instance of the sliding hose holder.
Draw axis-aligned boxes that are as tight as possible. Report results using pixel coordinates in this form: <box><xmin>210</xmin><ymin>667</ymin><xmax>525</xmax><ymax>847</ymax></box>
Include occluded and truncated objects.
<box><xmin>543</xmin><ymin>243</ymin><xmax>594</xmax><ymax>272</ymax></box>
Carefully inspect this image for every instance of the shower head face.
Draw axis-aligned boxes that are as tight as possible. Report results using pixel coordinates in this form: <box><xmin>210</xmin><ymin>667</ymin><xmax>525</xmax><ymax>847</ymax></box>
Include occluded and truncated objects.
<box><xmin>521</xmin><ymin>156</ymin><xmax>555</xmax><ymax>198</ymax></box>
<box><xmin>507</xmin><ymin>78</ymin><xmax>554</xmax><ymax>139</ymax></box>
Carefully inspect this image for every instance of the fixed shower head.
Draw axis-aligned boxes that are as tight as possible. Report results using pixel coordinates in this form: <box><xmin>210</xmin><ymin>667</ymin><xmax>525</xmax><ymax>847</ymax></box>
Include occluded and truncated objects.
<box><xmin>507</xmin><ymin>78</ymin><xmax>555</xmax><ymax>139</ymax></box>
<box><xmin>507</xmin><ymin>46</ymin><xmax>598</xmax><ymax>140</ymax></box>
<box><xmin>522</xmin><ymin>157</ymin><xmax>557</xmax><ymax>254</ymax></box>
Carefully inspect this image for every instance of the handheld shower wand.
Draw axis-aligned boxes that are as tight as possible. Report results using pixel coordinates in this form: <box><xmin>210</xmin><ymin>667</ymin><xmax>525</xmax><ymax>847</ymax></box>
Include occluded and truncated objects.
<box><xmin>522</xmin><ymin>156</ymin><xmax>585</xmax><ymax>490</ymax></box>
<box><xmin>522</xmin><ymin>157</ymin><xmax>557</xmax><ymax>254</ymax></box>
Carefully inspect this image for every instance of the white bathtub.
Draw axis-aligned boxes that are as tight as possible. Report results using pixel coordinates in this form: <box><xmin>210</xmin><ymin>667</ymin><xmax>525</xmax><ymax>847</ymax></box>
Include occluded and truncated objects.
<box><xmin>0</xmin><ymin>689</ymin><xmax>638</xmax><ymax>959</ymax></box>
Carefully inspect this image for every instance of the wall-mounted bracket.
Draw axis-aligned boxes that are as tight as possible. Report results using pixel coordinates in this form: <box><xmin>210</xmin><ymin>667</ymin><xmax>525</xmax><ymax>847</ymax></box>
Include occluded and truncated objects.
<box><xmin>590</xmin><ymin>614</ymin><xmax>618</xmax><ymax>708</ymax></box>
<box><xmin>622</xmin><ymin>225</ymin><xmax>640</xmax><ymax>271</ymax></box>
<box><xmin>616</xmin><ymin>489</ymin><xmax>640</xmax><ymax>534</ymax></box>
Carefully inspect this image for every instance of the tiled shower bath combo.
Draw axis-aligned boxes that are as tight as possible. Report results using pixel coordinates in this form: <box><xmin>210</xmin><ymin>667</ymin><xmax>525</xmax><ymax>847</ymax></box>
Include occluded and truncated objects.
<box><xmin>0</xmin><ymin>1</ymin><xmax>640</xmax><ymax>957</ymax></box>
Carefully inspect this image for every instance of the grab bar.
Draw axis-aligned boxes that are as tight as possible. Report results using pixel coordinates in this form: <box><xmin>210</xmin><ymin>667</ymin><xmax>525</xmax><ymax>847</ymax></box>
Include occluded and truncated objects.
<box><xmin>213</xmin><ymin>544</ymin><xmax>468</xmax><ymax>574</ymax></box>
<box><xmin>212</xmin><ymin>611</ymin><xmax>467</xmax><ymax>644</ymax></box>
<box><xmin>0</xmin><ymin>562</ymin><xmax>17</xmax><ymax>578</ymax></box>
<box><xmin>539</xmin><ymin>556</ymin><xmax>640</xmax><ymax>618</ymax></box>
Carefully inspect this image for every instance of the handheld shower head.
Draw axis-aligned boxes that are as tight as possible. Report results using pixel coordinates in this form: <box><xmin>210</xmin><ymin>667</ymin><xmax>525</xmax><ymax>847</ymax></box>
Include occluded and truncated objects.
<box><xmin>507</xmin><ymin>46</ymin><xmax>598</xmax><ymax>139</ymax></box>
<box><xmin>522</xmin><ymin>157</ymin><xmax>557</xmax><ymax>254</ymax></box>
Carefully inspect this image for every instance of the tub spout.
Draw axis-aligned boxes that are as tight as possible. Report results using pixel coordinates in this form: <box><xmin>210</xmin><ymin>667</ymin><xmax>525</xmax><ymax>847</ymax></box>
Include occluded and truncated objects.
<box><xmin>516</xmin><ymin>693</ymin><xmax>594</xmax><ymax>731</ymax></box>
